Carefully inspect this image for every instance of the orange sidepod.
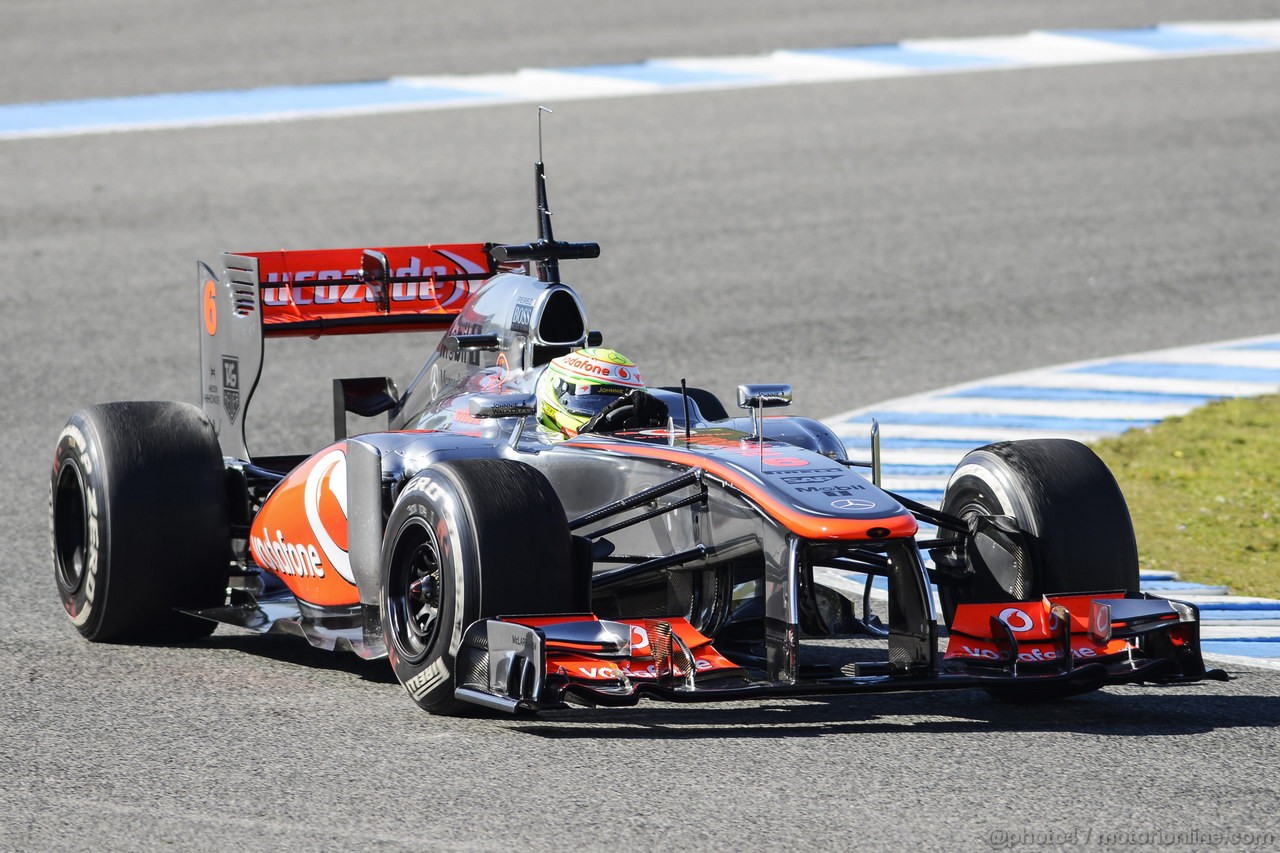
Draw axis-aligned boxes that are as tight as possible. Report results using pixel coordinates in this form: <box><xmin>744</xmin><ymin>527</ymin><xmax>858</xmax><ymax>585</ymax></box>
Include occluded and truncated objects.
<box><xmin>249</xmin><ymin>442</ymin><xmax>360</xmax><ymax>606</ymax></box>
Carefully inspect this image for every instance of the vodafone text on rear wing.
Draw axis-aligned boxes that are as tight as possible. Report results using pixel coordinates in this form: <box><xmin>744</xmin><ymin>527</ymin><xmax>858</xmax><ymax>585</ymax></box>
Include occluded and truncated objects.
<box><xmin>198</xmin><ymin>244</ymin><xmax>496</xmax><ymax>459</ymax></box>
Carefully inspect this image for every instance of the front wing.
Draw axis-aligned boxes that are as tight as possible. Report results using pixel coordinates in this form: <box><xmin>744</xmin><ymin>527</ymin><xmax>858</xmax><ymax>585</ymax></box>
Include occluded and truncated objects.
<box><xmin>453</xmin><ymin>593</ymin><xmax>1226</xmax><ymax>713</ymax></box>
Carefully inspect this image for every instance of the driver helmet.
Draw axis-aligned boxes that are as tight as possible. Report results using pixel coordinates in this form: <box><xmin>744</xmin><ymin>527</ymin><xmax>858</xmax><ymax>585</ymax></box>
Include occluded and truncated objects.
<box><xmin>536</xmin><ymin>347</ymin><xmax>646</xmax><ymax>438</ymax></box>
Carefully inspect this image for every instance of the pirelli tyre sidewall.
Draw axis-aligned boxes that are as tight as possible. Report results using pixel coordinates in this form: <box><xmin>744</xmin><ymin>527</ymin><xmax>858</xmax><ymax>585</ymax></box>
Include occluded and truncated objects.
<box><xmin>381</xmin><ymin>467</ymin><xmax>480</xmax><ymax>714</ymax></box>
<box><xmin>50</xmin><ymin>402</ymin><xmax>230</xmax><ymax>642</ymax></box>
<box><xmin>380</xmin><ymin>459</ymin><xmax>576</xmax><ymax>715</ymax></box>
<box><xmin>51</xmin><ymin>420</ymin><xmax>109</xmax><ymax>638</ymax></box>
<box><xmin>938</xmin><ymin>438</ymin><xmax>1139</xmax><ymax>625</ymax></box>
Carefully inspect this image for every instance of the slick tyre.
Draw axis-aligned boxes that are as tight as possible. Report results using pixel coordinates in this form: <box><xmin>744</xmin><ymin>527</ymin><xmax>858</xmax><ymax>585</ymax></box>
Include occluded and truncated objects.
<box><xmin>51</xmin><ymin>402</ymin><xmax>230</xmax><ymax>642</ymax></box>
<box><xmin>939</xmin><ymin>439</ymin><xmax>1139</xmax><ymax>624</ymax></box>
<box><xmin>380</xmin><ymin>459</ymin><xmax>578</xmax><ymax>715</ymax></box>
<box><xmin>938</xmin><ymin>440</ymin><xmax>1139</xmax><ymax>702</ymax></box>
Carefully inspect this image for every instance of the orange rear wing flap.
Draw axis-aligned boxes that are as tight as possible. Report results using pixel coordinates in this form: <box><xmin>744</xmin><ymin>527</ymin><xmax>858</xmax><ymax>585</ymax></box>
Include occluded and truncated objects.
<box><xmin>198</xmin><ymin>243</ymin><xmax>496</xmax><ymax>459</ymax></box>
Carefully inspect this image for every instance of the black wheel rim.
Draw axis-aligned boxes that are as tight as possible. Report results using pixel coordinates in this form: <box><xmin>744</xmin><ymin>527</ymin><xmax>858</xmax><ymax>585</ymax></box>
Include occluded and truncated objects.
<box><xmin>53</xmin><ymin>462</ymin><xmax>89</xmax><ymax>595</ymax></box>
<box><xmin>387</xmin><ymin>519</ymin><xmax>443</xmax><ymax>664</ymax></box>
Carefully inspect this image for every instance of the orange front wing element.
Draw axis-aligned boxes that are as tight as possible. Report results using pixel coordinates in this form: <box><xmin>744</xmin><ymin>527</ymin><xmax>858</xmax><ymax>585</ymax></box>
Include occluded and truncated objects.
<box><xmin>944</xmin><ymin>593</ymin><xmax>1183</xmax><ymax>666</ymax></box>
<box><xmin>504</xmin><ymin>616</ymin><xmax>742</xmax><ymax>682</ymax></box>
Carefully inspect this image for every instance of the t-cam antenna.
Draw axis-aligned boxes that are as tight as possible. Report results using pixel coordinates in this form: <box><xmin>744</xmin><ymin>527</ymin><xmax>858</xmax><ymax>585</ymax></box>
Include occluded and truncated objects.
<box><xmin>534</xmin><ymin>107</ymin><xmax>556</xmax><ymax>276</ymax></box>
<box><xmin>490</xmin><ymin>106</ymin><xmax>601</xmax><ymax>284</ymax></box>
<box><xmin>538</xmin><ymin>105</ymin><xmax>550</xmax><ymax>164</ymax></box>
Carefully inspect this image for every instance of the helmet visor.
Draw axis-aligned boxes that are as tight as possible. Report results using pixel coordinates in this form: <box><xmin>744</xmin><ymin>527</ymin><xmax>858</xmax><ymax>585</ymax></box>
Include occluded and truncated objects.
<box><xmin>562</xmin><ymin>392</ymin><xmax>629</xmax><ymax>418</ymax></box>
<box><xmin>551</xmin><ymin>376</ymin><xmax>630</xmax><ymax>418</ymax></box>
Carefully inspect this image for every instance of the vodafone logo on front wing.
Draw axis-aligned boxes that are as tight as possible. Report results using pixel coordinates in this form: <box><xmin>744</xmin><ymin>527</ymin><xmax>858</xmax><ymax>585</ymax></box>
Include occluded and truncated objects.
<box><xmin>997</xmin><ymin>607</ymin><xmax>1035</xmax><ymax>634</ymax></box>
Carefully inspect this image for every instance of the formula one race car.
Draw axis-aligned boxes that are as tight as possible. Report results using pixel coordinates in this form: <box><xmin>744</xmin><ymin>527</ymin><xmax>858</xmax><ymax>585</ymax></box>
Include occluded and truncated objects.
<box><xmin>50</xmin><ymin>157</ymin><xmax>1225</xmax><ymax>715</ymax></box>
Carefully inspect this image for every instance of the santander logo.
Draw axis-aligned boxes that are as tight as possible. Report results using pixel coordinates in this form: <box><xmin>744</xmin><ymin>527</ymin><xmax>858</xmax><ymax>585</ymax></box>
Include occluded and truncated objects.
<box><xmin>303</xmin><ymin>449</ymin><xmax>353</xmax><ymax>584</ymax></box>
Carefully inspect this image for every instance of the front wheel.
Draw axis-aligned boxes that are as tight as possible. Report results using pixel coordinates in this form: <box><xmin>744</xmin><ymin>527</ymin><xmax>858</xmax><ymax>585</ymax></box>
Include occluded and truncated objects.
<box><xmin>938</xmin><ymin>438</ymin><xmax>1139</xmax><ymax>623</ymax></box>
<box><xmin>938</xmin><ymin>439</ymin><xmax>1139</xmax><ymax>702</ymax></box>
<box><xmin>380</xmin><ymin>459</ymin><xmax>580</xmax><ymax>714</ymax></box>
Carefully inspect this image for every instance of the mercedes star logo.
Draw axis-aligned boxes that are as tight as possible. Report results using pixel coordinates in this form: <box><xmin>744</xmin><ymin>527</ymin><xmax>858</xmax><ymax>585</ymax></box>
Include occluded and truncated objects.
<box><xmin>830</xmin><ymin>498</ymin><xmax>877</xmax><ymax>510</ymax></box>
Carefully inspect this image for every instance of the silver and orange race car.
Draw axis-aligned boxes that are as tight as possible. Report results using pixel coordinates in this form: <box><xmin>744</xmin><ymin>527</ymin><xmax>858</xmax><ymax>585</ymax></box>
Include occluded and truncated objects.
<box><xmin>50</xmin><ymin>159</ymin><xmax>1225</xmax><ymax>715</ymax></box>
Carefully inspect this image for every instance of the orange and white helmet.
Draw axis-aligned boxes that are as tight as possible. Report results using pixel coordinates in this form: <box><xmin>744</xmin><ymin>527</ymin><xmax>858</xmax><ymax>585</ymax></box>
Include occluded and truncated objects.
<box><xmin>535</xmin><ymin>348</ymin><xmax>645</xmax><ymax>438</ymax></box>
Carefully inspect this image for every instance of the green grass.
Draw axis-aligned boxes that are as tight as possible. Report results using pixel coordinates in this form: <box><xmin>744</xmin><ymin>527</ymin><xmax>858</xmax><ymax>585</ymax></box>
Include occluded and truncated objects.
<box><xmin>1092</xmin><ymin>394</ymin><xmax>1280</xmax><ymax>600</ymax></box>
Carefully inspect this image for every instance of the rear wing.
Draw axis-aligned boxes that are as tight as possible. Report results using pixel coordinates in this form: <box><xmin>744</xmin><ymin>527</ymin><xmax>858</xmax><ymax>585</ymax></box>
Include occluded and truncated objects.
<box><xmin>237</xmin><ymin>244</ymin><xmax>494</xmax><ymax>337</ymax></box>
<box><xmin>198</xmin><ymin>243</ymin><xmax>495</xmax><ymax>459</ymax></box>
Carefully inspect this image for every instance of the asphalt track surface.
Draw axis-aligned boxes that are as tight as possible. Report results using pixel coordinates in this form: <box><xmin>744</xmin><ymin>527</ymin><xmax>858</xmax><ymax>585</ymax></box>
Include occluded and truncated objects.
<box><xmin>3</xmin><ymin>2</ymin><xmax>1280</xmax><ymax>850</ymax></box>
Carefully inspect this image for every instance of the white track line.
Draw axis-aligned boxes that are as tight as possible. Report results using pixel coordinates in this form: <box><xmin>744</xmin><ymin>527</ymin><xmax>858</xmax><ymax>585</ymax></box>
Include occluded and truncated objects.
<box><xmin>4</xmin><ymin>19</ymin><xmax>1280</xmax><ymax>140</ymax></box>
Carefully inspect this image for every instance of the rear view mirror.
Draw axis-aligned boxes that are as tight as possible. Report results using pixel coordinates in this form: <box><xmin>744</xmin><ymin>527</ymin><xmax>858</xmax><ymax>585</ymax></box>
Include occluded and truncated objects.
<box><xmin>737</xmin><ymin>383</ymin><xmax>793</xmax><ymax>441</ymax></box>
<box><xmin>736</xmin><ymin>384</ymin><xmax>793</xmax><ymax>410</ymax></box>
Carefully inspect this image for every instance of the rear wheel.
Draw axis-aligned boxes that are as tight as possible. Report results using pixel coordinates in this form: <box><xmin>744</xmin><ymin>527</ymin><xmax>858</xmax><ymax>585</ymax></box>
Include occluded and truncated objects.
<box><xmin>50</xmin><ymin>402</ymin><xmax>230</xmax><ymax>642</ymax></box>
<box><xmin>380</xmin><ymin>459</ymin><xmax>580</xmax><ymax>714</ymax></box>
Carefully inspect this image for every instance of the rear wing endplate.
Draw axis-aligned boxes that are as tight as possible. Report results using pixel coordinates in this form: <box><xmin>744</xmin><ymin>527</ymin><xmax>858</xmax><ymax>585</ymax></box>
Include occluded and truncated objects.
<box><xmin>198</xmin><ymin>243</ymin><xmax>494</xmax><ymax>459</ymax></box>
